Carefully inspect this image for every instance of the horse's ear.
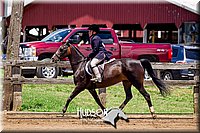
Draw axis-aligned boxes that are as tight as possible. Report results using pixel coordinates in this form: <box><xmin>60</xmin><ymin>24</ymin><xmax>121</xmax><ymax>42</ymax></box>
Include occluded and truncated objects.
<box><xmin>61</xmin><ymin>40</ymin><xmax>71</xmax><ymax>46</ymax></box>
<box><xmin>61</xmin><ymin>41</ymin><xmax>66</xmax><ymax>45</ymax></box>
<box><xmin>65</xmin><ymin>39</ymin><xmax>72</xmax><ymax>46</ymax></box>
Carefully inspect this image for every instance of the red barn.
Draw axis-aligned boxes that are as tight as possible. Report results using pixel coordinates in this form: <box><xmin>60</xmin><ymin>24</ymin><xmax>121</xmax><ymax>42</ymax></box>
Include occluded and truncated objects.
<box><xmin>4</xmin><ymin>1</ymin><xmax>200</xmax><ymax>44</ymax></box>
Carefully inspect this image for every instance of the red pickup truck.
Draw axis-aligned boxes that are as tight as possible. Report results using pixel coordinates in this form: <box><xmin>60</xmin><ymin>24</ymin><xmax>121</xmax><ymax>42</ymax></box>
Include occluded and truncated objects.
<box><xmin>19</xmin><ymin>27</ymin><xmax>172</xmax><ymax>78</ymax></box>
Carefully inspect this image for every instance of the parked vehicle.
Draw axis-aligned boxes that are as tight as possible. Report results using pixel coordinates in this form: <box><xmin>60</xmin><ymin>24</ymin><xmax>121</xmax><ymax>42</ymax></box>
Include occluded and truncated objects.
<box><xmin>161</xmin><ymin>44</ymin><xmax>200</xmax><ymax>80</ymax></box>
<box><xmin>19</xmin><ymin>27</ymin><xmax>172</xmax><ymax>78</ymax></box>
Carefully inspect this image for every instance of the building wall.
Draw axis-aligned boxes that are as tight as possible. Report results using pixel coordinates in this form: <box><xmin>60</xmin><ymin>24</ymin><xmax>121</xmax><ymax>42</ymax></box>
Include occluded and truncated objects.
<box><xmin>20</xmin><ymin>1</ymin><xmax>199</xmax><ymax>30</ymax></box>
<box><xmin>5</xmin><ymin>1</ymin><xmax>199</xmax><ymax>43</ymax></box>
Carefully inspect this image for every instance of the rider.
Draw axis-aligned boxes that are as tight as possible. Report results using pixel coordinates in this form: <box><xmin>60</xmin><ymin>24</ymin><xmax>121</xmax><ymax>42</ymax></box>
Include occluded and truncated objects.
<box><xmin>87</xmin><ymin>24</ymin><xmax>112</xmax><ymax>82</ymax></box>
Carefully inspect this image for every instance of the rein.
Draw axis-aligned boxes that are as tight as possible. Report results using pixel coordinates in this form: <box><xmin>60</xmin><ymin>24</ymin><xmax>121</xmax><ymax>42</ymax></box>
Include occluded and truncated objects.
<box><xmin>69</xmin><ymin>44</ymin><xmax>87</xmax><ymax>66</ymax></box>
<box><xmin>70</xmin><ymin>58</ymin><xmax>87</xmax><ymax>66</ymax></box>
<box><xmin>54</xmin><ymin>53</ymin><xmax>60</xmax><ymax>60</ymax></box>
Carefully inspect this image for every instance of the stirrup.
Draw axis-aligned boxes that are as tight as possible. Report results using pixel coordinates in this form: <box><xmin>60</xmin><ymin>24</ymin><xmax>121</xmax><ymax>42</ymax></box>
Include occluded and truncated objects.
<box><xmin>90</xmin><ymin>77</ymin><xmax>102</xmax><ymax>82</ymax></box>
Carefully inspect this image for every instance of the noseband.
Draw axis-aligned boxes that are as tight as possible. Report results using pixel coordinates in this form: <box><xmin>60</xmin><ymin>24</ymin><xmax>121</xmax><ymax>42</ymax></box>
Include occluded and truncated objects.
<box><xmin>55</xmin><ymin>44</ymin><xmax>71</xmax><ymax>60</ymax></box>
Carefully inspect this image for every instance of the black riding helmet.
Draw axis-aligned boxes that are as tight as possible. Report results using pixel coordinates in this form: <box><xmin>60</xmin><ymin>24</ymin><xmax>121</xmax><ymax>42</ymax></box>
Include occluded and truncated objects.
<box><xmin>88</xmin><ymin>24</ymin><xmax>100</xmax><ymax>33</ymax></box>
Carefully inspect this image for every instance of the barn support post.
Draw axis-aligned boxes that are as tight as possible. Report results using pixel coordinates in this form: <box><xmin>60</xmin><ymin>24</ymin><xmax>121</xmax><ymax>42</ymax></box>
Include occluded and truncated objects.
<box><xmin>143</xmin><ymin>29</ymin><xmax>147</xmax><ymax>43</ymax></box>
<box><xmin>98</xmin><ymin>88</ymin><xmax>106</xmax><ymax>108</ymax></box>
<box><xmin>152</xmin><ymin>30</ymin><xmax>155</xmax><ymax>43</ymax></box>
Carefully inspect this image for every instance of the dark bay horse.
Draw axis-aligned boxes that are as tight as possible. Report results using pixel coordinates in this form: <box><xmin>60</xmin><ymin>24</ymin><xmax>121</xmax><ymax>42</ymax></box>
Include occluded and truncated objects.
<box><xmin>51</xmin><ymin>41</ymin><xmax>170</xmax><ymax>118</ymax></box>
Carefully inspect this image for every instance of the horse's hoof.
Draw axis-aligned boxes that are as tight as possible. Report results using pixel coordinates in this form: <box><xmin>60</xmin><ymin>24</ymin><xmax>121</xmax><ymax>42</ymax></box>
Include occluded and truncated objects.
<box><xmin>125</xmin><ymin>118</ymin><xmax>130</xmax><ymax>122</ymax></box>
<box><xmin>62</xmin><ymin>113</ymin><xmax>65</xmax><ymax>117</ymax></box>
<box><xmin>152</xmin><ymin>113</ymin><xmax>157</xmax><ymax>119</ymax></box>
<box><xmin>62</xmin><ymin>107</ymin><xmax>66</xmax><ymax>115</ymax></box>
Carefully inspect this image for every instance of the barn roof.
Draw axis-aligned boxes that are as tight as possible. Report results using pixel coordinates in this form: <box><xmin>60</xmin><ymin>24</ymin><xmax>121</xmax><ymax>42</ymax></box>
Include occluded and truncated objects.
<box><xmin>166</xmin><ymin>0</ymin><xmax>199</xmax><ymax>15</ymax></box>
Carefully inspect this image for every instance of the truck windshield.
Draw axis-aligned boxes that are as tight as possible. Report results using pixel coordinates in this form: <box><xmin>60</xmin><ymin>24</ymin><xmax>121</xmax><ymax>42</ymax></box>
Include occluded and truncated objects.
<box><xmin>185</xmin><ymin>48</ymin><xmax>200</xmax><ymax>60</ymax></box>
<box><xmin>41</xmin><ymin>29</ymin><xmax>71</xmax><ymax>42</ymax></box>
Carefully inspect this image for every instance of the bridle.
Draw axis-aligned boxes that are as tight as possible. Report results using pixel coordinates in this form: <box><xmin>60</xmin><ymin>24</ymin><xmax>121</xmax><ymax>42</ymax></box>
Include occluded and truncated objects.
<box><xmin>54</xmin><ymin>44</ymin><xmax>71</xmax><ymax>60</ymax></box>
<box><xmin>54</xmin><ymin>53</ymin><xmax>61</xmax><ymax>60</ymax></box>
<box><xmin>55</xmin><ymin>42</ymin><xmax>88</xmax><ymax>66</ymax></box>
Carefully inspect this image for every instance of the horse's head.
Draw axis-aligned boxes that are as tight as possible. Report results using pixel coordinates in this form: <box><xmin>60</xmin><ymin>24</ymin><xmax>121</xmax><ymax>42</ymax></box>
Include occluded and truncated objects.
<box><xmin>51</xmin><ymin>40</ymin><xmax>71</xmax><ymax>62</ymax></box>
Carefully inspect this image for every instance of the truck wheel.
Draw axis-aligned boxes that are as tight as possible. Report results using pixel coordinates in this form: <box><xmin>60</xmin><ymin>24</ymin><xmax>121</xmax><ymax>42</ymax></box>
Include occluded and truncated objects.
<box><xmin>36</xmin><ymin>58</ymin><xmax>59</xmax><ymax>78</ymax></box>
<box><xmin>162</xmin><ymin>71</ymin><xmax>173</xmax><ymax>80</ymax></box>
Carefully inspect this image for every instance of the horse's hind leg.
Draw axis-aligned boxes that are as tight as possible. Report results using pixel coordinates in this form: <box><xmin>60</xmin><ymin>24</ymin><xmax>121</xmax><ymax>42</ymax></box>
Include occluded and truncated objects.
<box><xmin>119</xmin><ymin>80</ymin><xmax>133</xmax><ymax>110</ymax></box>
<box><xmin>62</xmin><ymin>85</ymin><xmax>84</xmax><ymax>115</ymax></box>
<box><xmin>134</xmin><ymin>82</ymin><xmax>156</xmax><ymax>119</ymax></box>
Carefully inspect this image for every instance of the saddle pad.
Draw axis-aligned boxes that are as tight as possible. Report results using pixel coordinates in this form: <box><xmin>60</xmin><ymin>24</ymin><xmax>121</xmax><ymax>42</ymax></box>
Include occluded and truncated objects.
<box><xmin>85</xmin><ymin>58</ymin><xmax>116</xmax><ymax>76</ymax></box>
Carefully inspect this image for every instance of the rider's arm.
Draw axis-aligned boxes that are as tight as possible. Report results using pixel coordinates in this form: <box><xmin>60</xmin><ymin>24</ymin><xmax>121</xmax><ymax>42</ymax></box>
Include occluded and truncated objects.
<box><xmin>88</xmin><ymin>37</ymin><xmax>100</xmax><ymax>58</ymax></box>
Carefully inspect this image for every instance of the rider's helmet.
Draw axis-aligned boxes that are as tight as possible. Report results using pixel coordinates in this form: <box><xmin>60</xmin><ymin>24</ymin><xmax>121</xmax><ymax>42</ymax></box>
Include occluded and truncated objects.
<box><xmin>88</xmin><ymin>24</ymin><xmax>100</xmax><ymax>33</ymax></box>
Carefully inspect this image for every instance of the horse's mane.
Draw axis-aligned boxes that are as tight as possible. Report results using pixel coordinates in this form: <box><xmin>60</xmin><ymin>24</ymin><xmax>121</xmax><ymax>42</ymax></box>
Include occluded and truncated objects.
<box><xmin>71</xmin><ymin>44</ymin><xmax>86</xmax><ymax>58</ymax></box>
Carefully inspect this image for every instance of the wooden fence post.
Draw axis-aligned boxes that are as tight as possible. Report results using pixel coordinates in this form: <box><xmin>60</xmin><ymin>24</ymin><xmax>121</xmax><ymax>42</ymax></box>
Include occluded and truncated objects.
<box><xmin>194</xmin><ymin>68</ymin><xmax>199</xmax><ymax>115</ymax></box>
<box><xmin>2</xmin><ymin>65</ymin><xmax>13</xmax><ymax>111</ymax></box>
<box><xmin>6</xmin><ymin>0</ymin><xmax>24</xmax><ymax>60</ymax></box>
<box><xmin>2</xmin><ymin>65</ymin><xmax>22</xmax><ymax>111</ymax></box>
<box><xmin>3</xmin><ymin>0</ymin><xmax>24</xmax><ymax>111</ymax></box>
<box><xmin>193</xmin><ymin>85</ymin><xmax>199</xmax><ymax>114</ymax></box>
<box><xmin>12</xmin><ymin>65</ymin><xmax>22</xmax><ymax>111</ymax></box>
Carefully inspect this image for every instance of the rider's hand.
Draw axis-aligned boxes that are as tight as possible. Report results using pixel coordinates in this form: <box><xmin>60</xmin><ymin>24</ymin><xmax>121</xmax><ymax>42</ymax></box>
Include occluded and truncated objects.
<box><xmin>86</xmin><ymin>56</ymin><xmax>90</xmax><ymax>61</ymax></box>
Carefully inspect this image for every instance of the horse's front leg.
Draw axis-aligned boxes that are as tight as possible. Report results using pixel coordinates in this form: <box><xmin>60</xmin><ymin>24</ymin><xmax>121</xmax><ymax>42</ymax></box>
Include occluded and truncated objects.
<box><xmin>88</xmin><ymin>89</ymin><xmax>106</xmax><ymax>112</ymax></box>
<box><xmin>62</xmin><ymin>85</ymin><xmax>85</xmax><ymax>115</ymax></box>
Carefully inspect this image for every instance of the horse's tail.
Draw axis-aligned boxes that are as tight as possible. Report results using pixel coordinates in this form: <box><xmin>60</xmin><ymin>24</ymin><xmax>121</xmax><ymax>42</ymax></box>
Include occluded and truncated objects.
<box><xmin>140</xmin><ymin>59</ymin><xmax>170</xmax><ymax>96</ymax></box>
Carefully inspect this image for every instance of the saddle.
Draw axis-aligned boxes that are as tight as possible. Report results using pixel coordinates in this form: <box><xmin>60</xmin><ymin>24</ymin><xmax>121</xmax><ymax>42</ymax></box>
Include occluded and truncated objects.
<box><xmin>85</xmin><ymin>58</ymin><xmax>116</xmax><ymax>78</ymax></box>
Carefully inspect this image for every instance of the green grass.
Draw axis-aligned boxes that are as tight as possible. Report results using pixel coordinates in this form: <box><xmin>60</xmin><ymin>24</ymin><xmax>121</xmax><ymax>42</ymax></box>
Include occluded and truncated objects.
<box><xmin>21</xmin><ymin>84</ymin><xmax>193</xmax><ymax>113</ymax></box>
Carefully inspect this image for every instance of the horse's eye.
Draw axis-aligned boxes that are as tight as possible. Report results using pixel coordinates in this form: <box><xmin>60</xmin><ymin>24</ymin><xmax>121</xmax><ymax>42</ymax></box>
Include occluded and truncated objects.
<box><xmin>60</xmin><ymin>47</ymin><xmax>63</xmax><ymax>52</ymax></box>
<box><xmin>63</xmin><ymin>46</ymin><xmax>68</xmax><ymax>50</ymax></box>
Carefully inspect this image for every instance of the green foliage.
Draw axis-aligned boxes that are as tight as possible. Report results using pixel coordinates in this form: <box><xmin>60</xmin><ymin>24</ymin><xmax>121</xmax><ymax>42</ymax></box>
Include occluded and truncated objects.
<box><xmin>22</xmin><ymin>84</ymin><xmax>193</xmax><ymax>113</ymax></box>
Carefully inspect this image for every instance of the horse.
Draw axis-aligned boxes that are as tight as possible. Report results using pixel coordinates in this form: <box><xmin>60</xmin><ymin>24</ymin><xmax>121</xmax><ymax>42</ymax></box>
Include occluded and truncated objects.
<box><xmin>51</xmin><ymin>41</ymin><xmax>170</xmax><ymax>119</ymax></box>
